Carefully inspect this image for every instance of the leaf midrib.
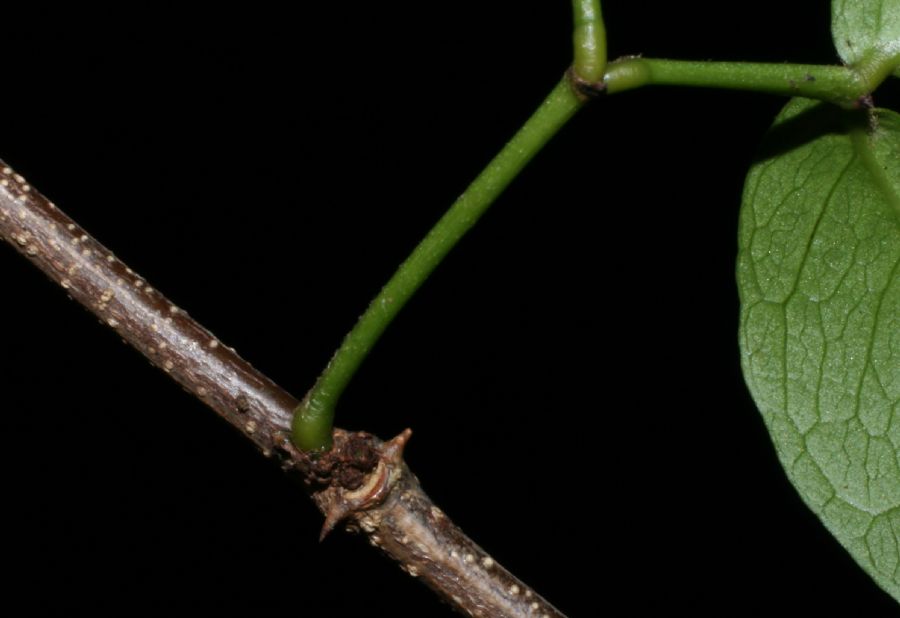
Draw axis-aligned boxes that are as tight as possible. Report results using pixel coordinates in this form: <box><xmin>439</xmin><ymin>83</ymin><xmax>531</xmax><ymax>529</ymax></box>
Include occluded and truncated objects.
<box><xmin>850</xmin><ymin>119</ymin><xmax>900</xmax><ymax>223</ymax></box>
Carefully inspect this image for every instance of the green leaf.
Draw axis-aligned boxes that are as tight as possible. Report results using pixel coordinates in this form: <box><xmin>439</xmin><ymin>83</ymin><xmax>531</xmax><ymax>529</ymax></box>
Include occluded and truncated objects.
<box><xmin>832</xmin><ymin>0</ymin><xmax>900</xmax><ymax>77</ymax></box>
<box><xmin>738</xmin><ymin>97</ymin><xmax>900</xmax><ymax>601</ymax></box>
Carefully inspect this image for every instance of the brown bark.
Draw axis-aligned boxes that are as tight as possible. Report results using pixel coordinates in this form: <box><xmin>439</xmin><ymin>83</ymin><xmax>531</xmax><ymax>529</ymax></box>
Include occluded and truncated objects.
<box><xmin>0</xmin><ymin>160</ymin><xmax>565</xmax><ymax>618</ymax></box>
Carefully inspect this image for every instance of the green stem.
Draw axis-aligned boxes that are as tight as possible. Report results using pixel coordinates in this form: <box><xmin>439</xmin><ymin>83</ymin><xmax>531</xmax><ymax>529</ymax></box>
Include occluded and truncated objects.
<box><xmin>572</xmin><ymin>0</ymin><xmax>607</xmax><ymax>83</ymax></box>
<box><xmin>603</xmin><ymin>57</ymin><xmax>892</xmax><ymax>107</ymax></box>
<box><xmin>291</xmin><ymin>77</ymin><xmax>585</xmax><ymax>452</ymax></box>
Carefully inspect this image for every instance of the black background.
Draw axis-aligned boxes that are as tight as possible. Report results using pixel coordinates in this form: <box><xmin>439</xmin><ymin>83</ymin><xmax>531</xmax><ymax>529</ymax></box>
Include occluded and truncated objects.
<box><xmin>1</xmin><ymin>1</ymin><xmax>898</xmax><ymax>616</ymax></box>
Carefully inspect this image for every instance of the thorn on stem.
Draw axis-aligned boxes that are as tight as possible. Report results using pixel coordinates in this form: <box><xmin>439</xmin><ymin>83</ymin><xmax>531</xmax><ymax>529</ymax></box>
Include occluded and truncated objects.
<box><xmin>318</xmin><ymin>428</ymin><xmax>412</xmax><ymax>541</ymax></box>
<box><xmin>319</xmin><ymin>502</ymin><xmax>353</xmax><ymax>542</ymax></box>
<box><xmin>382</xmin><ymin>428</ymin><xmax>412</xmax><ymax>464</ymax></box>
